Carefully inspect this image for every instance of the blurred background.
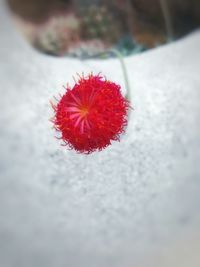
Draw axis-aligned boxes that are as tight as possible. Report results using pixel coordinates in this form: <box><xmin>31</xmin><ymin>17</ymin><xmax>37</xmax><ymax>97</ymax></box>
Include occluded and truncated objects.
<box><xmin>7</xmin><ymin>0</ymin><xmax>200</xmax><ymax>58</ymax></box>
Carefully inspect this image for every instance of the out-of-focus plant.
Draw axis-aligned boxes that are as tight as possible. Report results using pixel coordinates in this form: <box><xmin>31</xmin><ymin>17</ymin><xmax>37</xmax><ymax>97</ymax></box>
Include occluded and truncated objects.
<box><xmin>32</xmin><ymin>3</ymin><xmax>141</xmax><ymax>58</ymax></box>
<box><xmin>34</xmin><ymin>13</ymin><xmax>80</xmax><ymax>56</ymax></box>
<box><xmin>80</xmin><ymin>5</ymin><xmax>123</xmax><ymax>47</ymax></box>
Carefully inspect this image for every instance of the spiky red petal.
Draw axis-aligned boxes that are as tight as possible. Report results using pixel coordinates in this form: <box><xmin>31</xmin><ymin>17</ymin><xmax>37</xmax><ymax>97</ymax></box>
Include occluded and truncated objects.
<box><xmin>52</xmin><ymin>74</ymin><xmax>129</xmax><ymax>154</ymax></box>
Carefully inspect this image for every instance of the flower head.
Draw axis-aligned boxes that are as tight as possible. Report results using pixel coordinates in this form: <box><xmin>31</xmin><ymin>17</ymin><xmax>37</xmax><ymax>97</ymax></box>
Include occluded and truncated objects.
<box><xmin>51</xmin><ymin>74</ymin><xmax>129</xmax><ymax>154</ymax></box>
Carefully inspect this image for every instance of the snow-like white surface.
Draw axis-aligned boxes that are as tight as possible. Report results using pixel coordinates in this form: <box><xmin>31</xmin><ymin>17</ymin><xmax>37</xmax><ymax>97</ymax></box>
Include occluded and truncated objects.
<box><xmin>0</xmin><ymin>2</ymin><xmax>200</xmax><ymax>267</ymax></box>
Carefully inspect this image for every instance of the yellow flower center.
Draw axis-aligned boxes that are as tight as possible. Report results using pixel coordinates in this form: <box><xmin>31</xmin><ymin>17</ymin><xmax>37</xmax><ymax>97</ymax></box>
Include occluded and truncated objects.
<box><xmin>80</xmin><ymin>106</ymin><xmax>89</xmax><ymax>117</ymax></box>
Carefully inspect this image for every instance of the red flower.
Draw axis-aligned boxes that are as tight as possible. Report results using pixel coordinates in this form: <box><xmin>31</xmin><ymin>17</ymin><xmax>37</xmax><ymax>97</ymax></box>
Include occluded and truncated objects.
<box><xmin>51</xmin><ymin>74</ymin><xmax>129</xmax><ymax>154</ymax></box>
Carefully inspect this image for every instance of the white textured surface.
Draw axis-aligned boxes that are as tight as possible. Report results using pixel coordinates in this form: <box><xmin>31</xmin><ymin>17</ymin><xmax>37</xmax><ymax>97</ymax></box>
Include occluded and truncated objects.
<box><xmin>0</xmin><ymin>2</ymin><xmax>200</xmax><ymax>267</ymax></box>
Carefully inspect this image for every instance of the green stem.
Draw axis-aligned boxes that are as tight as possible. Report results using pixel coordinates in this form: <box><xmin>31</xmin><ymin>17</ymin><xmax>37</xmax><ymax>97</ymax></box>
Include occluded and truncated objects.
<box><xmin>111</xmin><ymin>49</ymin><xmax>131</xmax><ymax>102</ymax></box>
<box><xmin>159</xmin><ymin>0</ymin><xmax>174</xmax><ymax>41</ymax></box>
<box><xmin>126</xmin><ymin>0</ymin><xmax>134</xmax><ymax>37</ymax></box>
